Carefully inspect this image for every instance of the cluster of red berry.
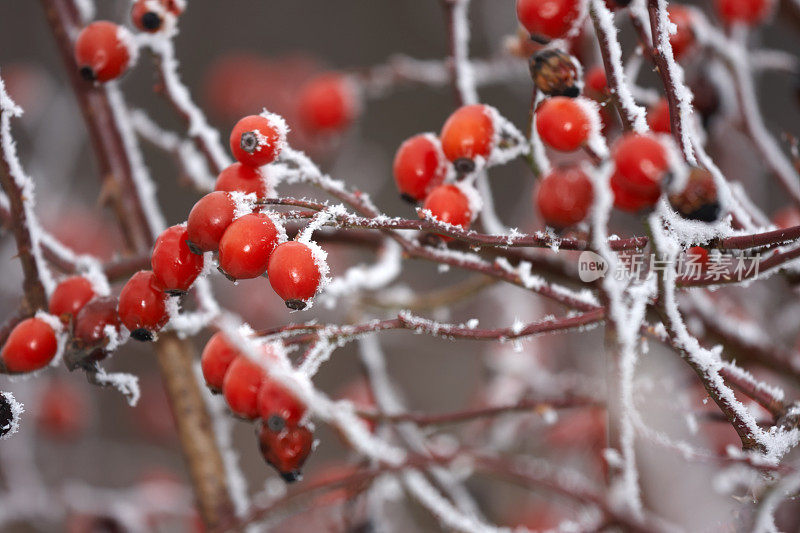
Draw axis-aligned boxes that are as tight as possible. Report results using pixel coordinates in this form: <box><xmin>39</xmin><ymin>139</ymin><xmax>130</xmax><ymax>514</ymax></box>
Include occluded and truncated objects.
<box><xmin>201</xmin><ymin>332</ymin><xmax>313</xmax><ymax>481</ymax></box>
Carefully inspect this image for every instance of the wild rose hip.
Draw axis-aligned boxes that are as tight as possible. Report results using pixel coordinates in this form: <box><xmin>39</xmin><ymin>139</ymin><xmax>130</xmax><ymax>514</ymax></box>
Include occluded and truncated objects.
<box><xmin>440</xmin><ymin>104</ymin><xmax>494</xmax><ymax>173</ymax></box>
<box><xmin>516</xmin><ymin>0</ymin><xmax>581</xmax><ymax>41</ymax></box>
<box><xmin>536</xmin><ymin>97</ymin><xmax>592</xmax><ymax>152</ymax></box>
<box><xmin>610</xmin><ymin>172</ymin><xmax>661</xmax><ymax>212</ymax></box>
<box><xmin>37</xmin><ymin>379</ymin><xmax>88</xmax><ymax>439</ymax></box>
<box><xmin>686</xmin><ymin>246</ymin><xmax>710</xmax><ymax>266</ymax></box>
<box><xmin>715</xmin><ymin>0</ymin><xmax>773</xmax><ymax>25</ymax></box>
<box><xmin>151</xmin><ymin>225</ymin><xmax>205</xmax><ymax>293</ymax></box>
<box><xmin>668</xmin><ymin>6</ymin><xmax>696</xmax><ymax>60</ymax></box>
<box><xmin>49</xmin><ymin>276</ymin><xmax>95</xmax><ymax>320</ymax></box>
<box><xmin>530</xmin><ymin>49</ymin><xmax>580</xmax><ymax>98</ymax></box>
<box><xmin>669</xmin><ymin>168</ymin><xmax>720</xmax><ymax>222</ymax></box>
<box><xmin>421</xmin><ymin>184</ymin><xmax>473</xmax><ymax>233</ymax></box>
<box><xmin>218</xmin><ymin>213</ymin><xmax>281</xmax><ymax>280</ymax></box>
<box><xmin>215</xmin><ymin>162</ymin><xmax>270</xmax><ymax>199</ymax></box>
<box><xmin>584</xmin><ymin>66</ymin><xmax>607</xmax><ymax>96</ymax></box>
<box><xmin>611</xmin><ymin>133</ymin><xmax>669</xmax><ymax>197</ymax></box>
<box><xmin>298</xmin><ymin>73</ymin><xmax>358</xmax><ymax>133</ymax></box>
<box><xmin>536</xmin><ymin>167</ymin><xmax>594</xmax><ymax>229</ymax></box>
<box><xmin>258</xmin><ymin>421</ymin><xmax>314</xmax><ymax>482</ymax></box>
<box><xmin>647</xmin><ymin>98</ymin><xmax>671</xmax><ymax>134</ymax></box>
<box><xmin>1</xmin><ymin>318</ymin><xmax>58</xmax><ymax>373</ymax></box>
<box><xmin>267</xmin><ymin>241</ymin><xmax>324</xmax><ymax>310</ymax></box>
<box><xmin>201</xmin><ymin>332</ymin><xmax>239</xmax><ymax>392</ymax></box>
<box><xmin>258</xmin><ymin>378</ymin><xmax>306</xmax><ymax>427</ymax></box>
<box><xmin>72</xmin><ymin>296</ymin><xmax>120</xmax><ymax>360</ymax></box>
<box><xmin>229</xmin><ymin>114</ymin><xmax>285</xmax><ymax>167</ymax></box>
<box><xmin>222</xmin><ymin>356</ymin><xmax>266</xmax><ymax>419</ymax></box>
<box><xmin>131</xmin><ymin>0</ymin><xmax>165</xmax><ymax>32</ymax></box>
<box><xmin>118</xmin><ymin>271</ymin><xmax>169</xmax><ymax>342</ymax></box>
<box><xmin>187</xmin><ymin>191</ymin><xmax>237</xmax><ymax>253</ymax></box>
<box><xmin>392</xmin><ymin>134</ymin><xmax>446</xmax><ymax>203</ymax></box>
<box><xmin>74</xmin><ymin>21</ymin><xmax>134</xmax><ymax>82</ymax></box>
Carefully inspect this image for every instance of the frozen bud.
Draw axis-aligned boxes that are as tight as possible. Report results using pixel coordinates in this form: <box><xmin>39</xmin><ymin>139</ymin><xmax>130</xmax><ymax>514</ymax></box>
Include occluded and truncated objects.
<box><xmin>689</xmin><ymin>76</ymin><xmax>720</xmax><ymax>128</ymax></box>
<box><xmin>669</xmin><ymin>168</ymin><xmax>721</xmax><ymax>222</ymax></box>
<box><xmin>530</xmin><ymin>49</ymin><xmax>581</xmax><ymax>98</ymax></box>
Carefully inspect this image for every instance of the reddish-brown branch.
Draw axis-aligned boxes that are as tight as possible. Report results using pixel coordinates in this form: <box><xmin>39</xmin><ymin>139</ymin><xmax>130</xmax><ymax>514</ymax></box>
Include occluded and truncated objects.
<box><xmin>0</xmin><ymin>115</ymin><xmax>48</xmax><ymax>314</ymax></box>
<box><xmin>39</xmin><ymin>0</ymin><xmax>154</xmax><ymax>251</ymax></box>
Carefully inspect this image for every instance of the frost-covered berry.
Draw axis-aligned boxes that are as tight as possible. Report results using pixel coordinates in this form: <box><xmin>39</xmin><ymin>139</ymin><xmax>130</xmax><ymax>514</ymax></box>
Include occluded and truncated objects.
<box><xmin>668</xmin><ymin>168</ymin><xmax>720</xmax><ymax>222</ymax></box>
<box><xmin>258</xmin><ymin>420</ymin><xmax>314</xmax><ymax>482</ymax></box>
<box><xmin>647</xmin><ymin>98</ymin><xmax>671</xmax><ymax>134</ymax></box>
<box><xmin>393</xmin><ymin>134</ymin><xmax>447</xmax><ymax>203</ymax></box>
<box><xmin>536</xmin><ymin>97</ymin><xmax>592</xmax><ymax>152</ymax></box>
<box><xmin>215</xmin><ymin>162</ymin><xmax>271</xmax><ymax>199</ymax></box>
<box><xmin>151</xmin><ymin>225</ymin><xmax>205</xmax><ymax>294</ymax></box>
<box><xmin>258</xmin><ymin>377</ymin><xmax>307</xmax><ymax>427</ymax></box>
<box><xmin>298</xmin><ymin>73</ymin><xmax>358</xmax><ymax>133</ymax></box>
<box><xmin>1</xmin><ymin>318</ymin><xmax>58</xmax><ymax>373</ymax></box>
<box><xmin>49</xmin><ymin>276</ymin><xmax>95</xmax><ymax>321</ymax></box>
<box><xmin>267</xmin><ymin>241</ymin><xmax>324</xmax><ymax>310</ymax></box>
<box><xmin>201</xmin><ymin>332</ymin><xmax>239</xmax><ymax>392</ymax></box>
<box><xmin>187</xmin><ymin>191</ymin><xmax>237</xmax><ymax>253</ymax></box>
<box><xmin>530</xmin><ymin>49</ymin><xmax>581</xmax><ymax>98</ymax></box>
<box><xmin>74</xmin><ymin>22</ymin><xmax>134</xmax><ymax>82</ymax></box>
<box><xmin>131</xmin><ymin>0</ymin><xmax>165</xmax><ymax>32</ymax></box>
<box><xmin>118</xmin><ymin>271</ymin><xmax>169</xmax><ymax>342</ymax></box>
<box><xmin>0</xmin><ymin>393</ymin><xmax>18</xmax><ymax>438</ymax></box>
<box><xmin>218</xmin><ymin>213</ymin><xmax>281</xmax><ymax>280</ymax></box>
<box><xmin>715</xmin><ymin>0</ymin><xmax>773</xmax><ymax>25</ymax></box>
<box><xmin>229</xmin><ymin>114</ymin><xmax>285</xmax><ymax>167</ymax></box>
<box><xmin>668</xmin><ymin>6</ymin><xmax>696</xmax><ymax>60</ymax></box>
<box><xmin>222</xmin><ymin>356</ymin><xmax>266</xmax><ymax>419</ymax></box>
<box><xmin>440</xmin><ymin>105</ymin><xmax>494</xmax><ymax>173</ymax></box>
<box><xmin>516</xmin><ymin>0</ymin><xmax>581</xmax><ymax>41</ymax></box>
<box><xmin>421</xmin><ymin>184</ymin><xmax>473</xmax><ymax>235</ymax></box>
<box><xmin>72</xmin><ymin>296</ymin><xmax>120</xmax><ymax>356</ymax></box>
<box><xmin>612</xmin><ymin>133</ymin><xmax>669</xmax><ymax>197</ymax></box>
<box><xmin>536</xmin><ymin>167</ymin><xmax>594</xmax><ymax>229</ymax></box>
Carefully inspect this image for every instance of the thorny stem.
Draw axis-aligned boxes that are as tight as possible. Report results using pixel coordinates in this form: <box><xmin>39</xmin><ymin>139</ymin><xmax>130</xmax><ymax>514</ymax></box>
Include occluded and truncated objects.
<box><xmin>0</xmin><ymin>111</ymin><xmax>48</xmax><ymax>314</ymax></box>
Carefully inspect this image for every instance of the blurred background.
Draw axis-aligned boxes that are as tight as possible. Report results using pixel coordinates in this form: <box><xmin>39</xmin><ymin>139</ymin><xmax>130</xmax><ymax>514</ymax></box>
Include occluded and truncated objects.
<box><xmin>1</xmin><ymin>1</ymin><xmax>800</xmax><ymax>531</ymax></box>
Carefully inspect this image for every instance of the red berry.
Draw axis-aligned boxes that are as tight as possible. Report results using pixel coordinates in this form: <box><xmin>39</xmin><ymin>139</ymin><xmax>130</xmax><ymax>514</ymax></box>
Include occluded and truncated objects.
<box><xmin>686</xmin><ymin>246</ymin><xmax>710</xmax><ymax>266</ymax></box>
<box><xmin>258</xmin><ymin>378</ymin><xmax>306</xmax><ymax>426</ymax></box>
<box><xmin>73</xmin><ymin>296</ymin><xmax>121</xmax><ymax>350</ymax></box>
<box><xmin>774</xmin><ymin>207</ymin><xmax>800</xmax><ymax>229</ymax></box>
<box><xmin>612</xmin><ymin>133</ymin><xmax>669</xmax><ymax>197</ymax></box>
<box><xmin>715</xmin><ymin>0</ymin><xmax>772</xmax><ymax>25</ymax></box>
<box><xmin>536</xmin><ymin>167</ymin><xmax>594</xmax><ymax>228</ymax></box>
<box><xmin>516</xmin><ymin>0</ymin><xmax>581</xmax><ymax>40</ymax></box>
<box><xmin>215</xmin><ymin>162</ymin><xmax>271</xmax><ymax>199</ymax></box>
<box><xmin>201</xmin><ymin>332</ymin><xmax>239</xmax><ymax>392</ymax></box>
<box><xmin>585</xmin><ymin>66</ymin><xmax>607</xmax><ymax>95</ymax></box>
<box><xmin>187</xmin><ymin>191</ymin><xmax>237</xmax><ymax>253</ymax></box>
<box><xmin>536</xmin><ymin>96</ymin><xmax>592</xmax><ymax>152</ymax></box>
<box><xmin>218</xmin><ymin>213</ymin><xmax>281</xmax><ymax>280</ymax></box>
<box><xmin>669</xmin><ymin>168</ymin><xmax>720</xmax><ymax>222</ymax></box>
<box><xmin>421</xmin><ymin>184</ymin><xmax>473</xmax><ymax>233</ymax></box>
<box><xmin>440</xmin><ymin>105</ymin><xmax>495</xmax><ymax>172</ymax></box>
<box><xmin>267</xmin><ymin>241</ymin><xmax>323</xmax><ymax>310</ymax></box>
<box><xmin>298</xmin><ymin>73</ymin><xmax>358</xmax><ymax>133</ymax></box>
<box><xmin>118</xmin><ymin>270</ymin><xmax>169</xmax><ymax>342</ymax></box>
<box><xmin>222</xmin><ymin>356</ymin><xmax>266</xmax><ymax>419</ymax></box>
<box><xmin>668</xmin><ymin>6</ymin><xmax>696</xmax><ymax>60</ymax></box>
<box><xmin>610</xmin><ymin>172</ymin><xmax>661</xmax><ymax>212</ymax></box>
<box><xmin>229</xmin><ymin>114</ymin><xmax>285</xmax><ymax>167</ymax></box>
<box><xmin>392</xmin><ymin>134</ymin><xmax>447</xmax><ymax>203</ymax></box>
<box><xmin>131</xmin><ymin>0</ymin><xmax>164</xmax><ymax>32</ymax></box>
<box><xmin>74</xmin><ymin>22</ymin><xmax>133</xmax><ymax>83</ymax></box>
<box><xmin>49</xmin><ymin>276</ymin><xmax>95</xmax><ymax>320</ymax></box>
<box><xmin>1</xmin><ymin>318</ymin><xmax>58</xmax><ymax>373</ymax></box>
<box><xmin>151</xmin><ymin>225</ymin><xmax>205</xmax><ymax>293</ymax></box>
<box><xmin>258</xmin><ymin>422</ymin><xmax>314</xmax><ymax>482</ymax></box>
<box><xmin>37</xmin><ymin>379</ymin><xmax>88</xmax><ymax>439</ymax></box>
<box><xmin>647</xmin><ymin>98</ymin><xmax>672</xmax><ymax>134</ymax></box>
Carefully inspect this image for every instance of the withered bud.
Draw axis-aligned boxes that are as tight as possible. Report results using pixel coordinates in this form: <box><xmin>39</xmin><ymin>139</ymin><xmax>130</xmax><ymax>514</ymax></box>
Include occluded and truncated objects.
<box><xmin>530</xmin><ymin>49</ymin><xmax>581</xmax><ymax>98</ymax></box>
<box><xmin>669</xmin><ymin>168</ymin><xmax>721</xmax><ymax>222</ymax></box>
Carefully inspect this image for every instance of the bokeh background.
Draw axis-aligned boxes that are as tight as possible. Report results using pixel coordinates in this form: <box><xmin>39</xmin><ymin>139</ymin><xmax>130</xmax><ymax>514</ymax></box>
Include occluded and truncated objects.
<box><xmin>1</xmin><ymin>1</ymin><xmax>800</xmax><ymax>531</ymax></box>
